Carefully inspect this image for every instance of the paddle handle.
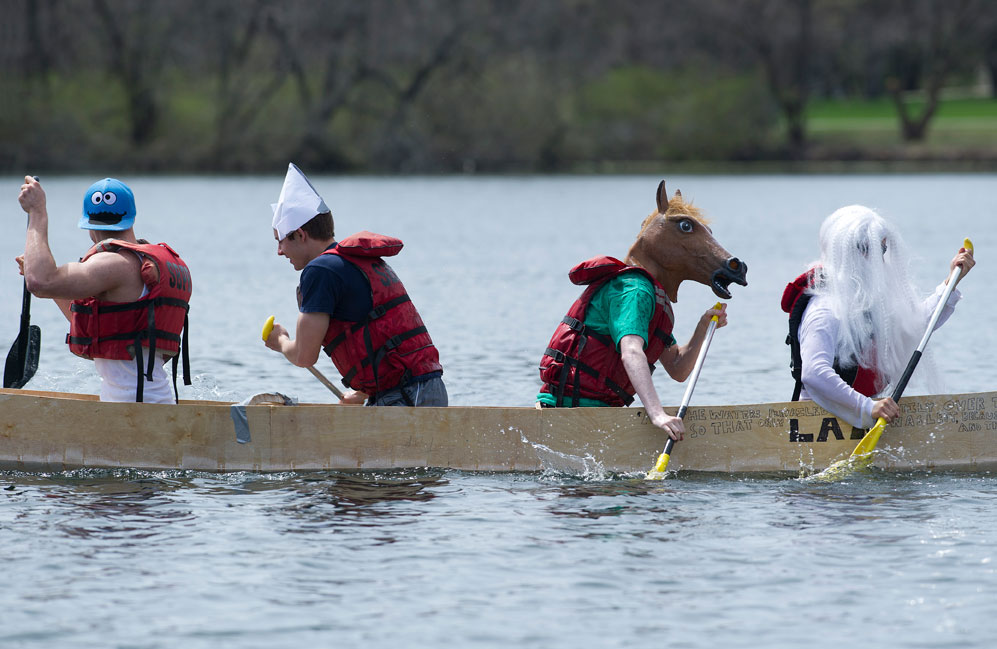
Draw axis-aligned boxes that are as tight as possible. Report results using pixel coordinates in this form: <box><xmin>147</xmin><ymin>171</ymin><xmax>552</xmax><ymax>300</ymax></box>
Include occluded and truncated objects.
<box><xmin>262</xmin><ymin>315</ymin><xmax>346</xmax><ymax>400</ymax></box>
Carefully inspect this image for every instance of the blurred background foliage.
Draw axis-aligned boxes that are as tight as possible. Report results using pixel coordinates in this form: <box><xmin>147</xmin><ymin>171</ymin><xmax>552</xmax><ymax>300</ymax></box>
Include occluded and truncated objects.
<box><xmin>1</xmin><ymin>0</ymin><xmax>995</xmax><ymax>173</ymax></box>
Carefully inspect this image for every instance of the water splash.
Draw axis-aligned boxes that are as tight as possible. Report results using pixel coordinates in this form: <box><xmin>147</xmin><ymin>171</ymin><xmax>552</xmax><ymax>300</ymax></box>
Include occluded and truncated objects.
<box><xmin>186</xmin><ymin>373</ymin><xmax>242</xmax><ymax>401</ymax></box>
<box><xmin>800</xmin><ymin>452</ymin><xmax>876</xmax><ymax>483</ymax></box>
<box><xmin>518</xmin><ymin>430</ymin><xmax>611</xmax><ymax>481</ymax></box>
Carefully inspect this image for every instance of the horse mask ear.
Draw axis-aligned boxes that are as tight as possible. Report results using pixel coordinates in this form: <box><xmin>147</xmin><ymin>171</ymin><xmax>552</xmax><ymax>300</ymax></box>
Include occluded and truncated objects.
<box><xmin>656</xmin><ymin>180</ymin><xmax>669</xmax><ymax>214</ymax></box>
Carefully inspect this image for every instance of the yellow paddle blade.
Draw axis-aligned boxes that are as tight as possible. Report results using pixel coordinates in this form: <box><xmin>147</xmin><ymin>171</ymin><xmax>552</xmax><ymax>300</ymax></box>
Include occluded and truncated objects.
<box><xmin>261</xmin><ymin>315</ymin><xmax>275</xmax><ymax>342</ymax></box>
<box><xmin>804</xmin><ymin>418</ymin><xmax>886</xmax><ymax>482</ymax></box>
<box><xmin>646</xmin><ymin>451</ymin><xmax>671</xmax><ymax>480</ymax></box>
<box><xmin>806</xmin><ymin>453</ymin><xmax>876</xmax><ymax>483</ymax></box>
<box><xmin>850</xmin><ymin>418</ymin><xmax>886</xmax><ymax>458</ymax></box>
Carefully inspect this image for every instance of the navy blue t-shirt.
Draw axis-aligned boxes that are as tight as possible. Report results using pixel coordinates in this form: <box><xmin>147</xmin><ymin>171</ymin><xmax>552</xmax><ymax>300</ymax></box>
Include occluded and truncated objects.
<box><xmin>297</xmin><ymin>244</ymin><xmax>372</xmax><ymax>322</ymax></box>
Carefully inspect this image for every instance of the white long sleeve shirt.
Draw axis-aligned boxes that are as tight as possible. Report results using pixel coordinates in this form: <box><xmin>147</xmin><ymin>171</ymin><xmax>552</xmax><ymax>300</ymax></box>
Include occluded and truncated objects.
<box><xmin>798</xmin><ymin>283</ymin><xmax>960</xmax><ymax>428</ymax></box>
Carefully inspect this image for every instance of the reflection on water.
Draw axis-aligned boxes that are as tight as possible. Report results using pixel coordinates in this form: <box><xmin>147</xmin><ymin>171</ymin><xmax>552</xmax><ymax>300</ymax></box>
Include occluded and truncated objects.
<box><xmin>2</xmin><ymin>468</ymin><xmax>996</xmax><ymax>649</ymax></box>
<box><xmin>268</xmin><ymin>471</ymin><xmax>450</xmax><ymax>534</ymax></box>
<box><xmin>3</xmin><ymin>469</ymin><xmax>454</xmax><ymax>541</ymax></box>
<box><xmin>296</xmin><ymin>471</ymin><xmax>446</xmax><ymax>506</ymax></box>
<box><xmin>543</xmin><ymin>481</ymin><xmax>673</xmax><ymax>520</ymax></box>
<box><xmin>549</xmin><ymin>480</ymin><xmax>675</xmax><ymax>500</ymax></box>
<box><xmin>5</xmin><ymin>472</ymin><xmax>195</xmax><ymax>541</ymax></box>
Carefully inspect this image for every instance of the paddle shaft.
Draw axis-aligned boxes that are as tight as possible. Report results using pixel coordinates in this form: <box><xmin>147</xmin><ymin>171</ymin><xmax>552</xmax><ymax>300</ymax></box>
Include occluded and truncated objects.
<box><xmin>646</xmin><ymin>303</ymin><xmax>723</xmax><ymax>478</ymax></box>
<box><xmin>14</xmin><ymin>277</ymin><xmax>31</xmax><ymax>367</ymax></box>
<box><xmin>659</xmin><ymin>315</ymin><xmax>720</xmax><ymax>458</ymax></box>
<box><xmin>886</xmin><ymin>262</ymin><xmax>963</xmax><ymax>407</ymax></box>
<box><xmin>14</xmin><ymin>179</ymin><xmax>39</xmax><ymax>359</ymax></box>
<box><xmin>4</xmin><ymin>210</ymin><xmax>39</xmax><ymax>389</ymax></box>
<box><xmin>3</xmin><ymin>279</ymin><xmax>33</xmax><ymax>388</ymax></box>
<box><xmin>307</xmin><ymin>365</ymin><xmax>345</xmax><ymax>399</ymax></box>
<box><xmin>849</xmin><ymin>254</ymin><xmax>968</xmax><ymax>460</ymax></box>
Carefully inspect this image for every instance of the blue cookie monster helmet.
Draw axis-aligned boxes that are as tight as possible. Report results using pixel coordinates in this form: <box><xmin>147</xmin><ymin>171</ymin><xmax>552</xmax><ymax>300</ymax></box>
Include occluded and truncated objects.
<box><xmin>79</xmin><ymin>178</ymin><xmax>136</xmax><ymax>231</ymax></box>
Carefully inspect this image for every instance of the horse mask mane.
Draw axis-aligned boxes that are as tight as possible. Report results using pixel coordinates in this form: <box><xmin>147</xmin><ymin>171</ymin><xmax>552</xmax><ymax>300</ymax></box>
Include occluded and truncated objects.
<box><xmin>625</xmin><ymin>180</ymin><xmax>747</xmax><ymax>303</ymax></box>
<box><xmin>637</xmin><ymin>189</ymin><xmax>710</xmax><ymax>231</ymax></box>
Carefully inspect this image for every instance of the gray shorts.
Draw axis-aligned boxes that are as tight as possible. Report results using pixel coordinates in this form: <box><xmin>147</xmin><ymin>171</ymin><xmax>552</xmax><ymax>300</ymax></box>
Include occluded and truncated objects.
<box><xmin>367</xmin><ymin>375</ymin><xmax>448</xmax><ymax>407</ymax></box>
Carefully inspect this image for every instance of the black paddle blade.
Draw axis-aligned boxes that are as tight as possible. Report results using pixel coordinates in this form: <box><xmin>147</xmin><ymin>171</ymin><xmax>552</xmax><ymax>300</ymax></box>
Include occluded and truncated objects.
<box><xmin>3</xmin><ymin>324</ymin><xmax>40</xmax><ymax>389</ymax></box>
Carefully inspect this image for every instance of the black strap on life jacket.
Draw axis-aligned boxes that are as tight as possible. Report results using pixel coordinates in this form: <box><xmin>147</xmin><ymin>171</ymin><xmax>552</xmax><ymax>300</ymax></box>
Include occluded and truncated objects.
<box><xmin>321</xmin><ymin>294</ymin><xmax>413</xmax><ymax>358</ymax></box>
<box><xmin>545</xmin><ymin>316</ymin><xmax>641</xmax><ymax>407</ymax></box>
<box><xmin>544</xmin><ymin>348</ymin><xmax>635</xmax><ymax>407</ymax></box>
<box><xmin>786</xmin><ymin>292</ymin><xmax>857</xmax><ymax>401</ymax></box>
<box><xmin>339</xmin><ymin>325</ymin><xmax>428</xmax><ymax>392</ymax></box>
<box><xmin>68</xmin><ymin>297</ymin><xmax>191</xmax><ymax>402</ymax></box>
<box><xmin>326</xmin><ymin>292</ymin><xmax>430</xmax><ymax>394</ymax></box>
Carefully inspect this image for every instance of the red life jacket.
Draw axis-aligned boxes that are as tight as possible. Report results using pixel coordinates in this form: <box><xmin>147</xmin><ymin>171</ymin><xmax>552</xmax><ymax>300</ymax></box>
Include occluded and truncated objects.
<box><xmin>68</xmin><ymin>240</ymin><xmax>192</xmax><ymax>402</ymax></box>
<box><xmin>539</xmin><ymin>256</ymin><xmax>675</xmax><ymax>407</ymax></box>
<box><xmin>782</xmin><ymin>267</ymin><xmax>877</xmax><ymax>400</ymax></box>
<box><xmin>320</xmin><ymin>232</ymin><xmax>442</xmax><ymax>395</ymax></box>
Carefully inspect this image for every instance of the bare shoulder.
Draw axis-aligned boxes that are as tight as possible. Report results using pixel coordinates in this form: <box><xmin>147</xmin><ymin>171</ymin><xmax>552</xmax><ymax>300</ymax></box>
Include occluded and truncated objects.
<box><xmin>78</xmin><ymin>248</ymin><xmax>142</xmax><ymax>279</ymax></box>
<box><xmin>83</xmin><ymin>247</ymin><xmax>141</xmax><ymax>266</ymax></box>
<box><xmin>75</xmin><ymin>248</ymin><xmax>144</xmax><ymax>301</ymax></box>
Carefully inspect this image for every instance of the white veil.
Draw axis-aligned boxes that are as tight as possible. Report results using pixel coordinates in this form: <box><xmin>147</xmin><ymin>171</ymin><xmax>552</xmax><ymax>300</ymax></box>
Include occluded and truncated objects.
<box><xmin>812</xmin><ymin>205</ymin><xmax>939</xmax><ymax>394</ymax></box>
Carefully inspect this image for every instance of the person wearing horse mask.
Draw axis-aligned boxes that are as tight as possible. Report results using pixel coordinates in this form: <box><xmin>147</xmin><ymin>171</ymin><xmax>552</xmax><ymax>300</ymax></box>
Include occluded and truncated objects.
<box><xmin>537</xmin><ymin>181</ymin><xmax>748</xmax><ymax>441</ymax></box>
<box><xmin>782</xmin><ymin>205</ymin><xmax>974</xmax><ymax>428</ymax></box>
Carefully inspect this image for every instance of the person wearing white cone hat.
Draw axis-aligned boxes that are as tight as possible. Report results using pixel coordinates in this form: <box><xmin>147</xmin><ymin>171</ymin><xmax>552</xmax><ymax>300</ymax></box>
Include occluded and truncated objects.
<box><xmin>264</xmin><ymin>163</ymin><xmax>447</xmax><ymax>406</ymax></box>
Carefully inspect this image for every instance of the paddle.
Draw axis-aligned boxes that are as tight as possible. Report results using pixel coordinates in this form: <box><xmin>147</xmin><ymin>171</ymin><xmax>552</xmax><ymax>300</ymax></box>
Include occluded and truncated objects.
<box><xmin>4</xmin><ymin>181</ymin><xmax>42</xmax><ymax>389</ymax></box>
<box><xmin>646</xmin><ymin>302</ymin><xmax>723</xmax><ymax>480</ymax></box>
<box><xmin>814</xmin><ymin>238</ymin><xmax>973</xmax><ymax>481</ymax></box>
<box><xmin>262</xmin><ymin>315</ymin><xmax>345</xmax><ymax>399</ymax></box>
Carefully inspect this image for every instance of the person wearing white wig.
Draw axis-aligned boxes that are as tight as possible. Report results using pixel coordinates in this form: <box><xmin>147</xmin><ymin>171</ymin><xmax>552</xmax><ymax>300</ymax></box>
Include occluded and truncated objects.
<box><xmin>783</xmin><ymin>205</ymin><xmax>974</xmax><ymax>429</ymax></box>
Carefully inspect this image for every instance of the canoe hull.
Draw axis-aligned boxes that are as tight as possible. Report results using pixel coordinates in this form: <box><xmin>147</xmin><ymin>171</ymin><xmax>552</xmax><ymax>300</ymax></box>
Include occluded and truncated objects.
<box><xmin>2</xmin><ymin>388</ymin><xmax>995</xmax><ymax>474</ymax></box>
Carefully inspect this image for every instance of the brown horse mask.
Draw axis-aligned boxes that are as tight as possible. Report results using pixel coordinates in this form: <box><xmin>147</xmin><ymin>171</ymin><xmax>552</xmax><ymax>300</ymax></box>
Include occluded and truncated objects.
<box><xmin>625</xmin><ymin>180</ymin><xmax>747</xmax><ymax>303</ymax></box>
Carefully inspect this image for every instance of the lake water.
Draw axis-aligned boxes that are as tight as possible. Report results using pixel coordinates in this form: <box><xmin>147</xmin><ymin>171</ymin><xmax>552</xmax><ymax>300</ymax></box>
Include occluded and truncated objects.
<box><xmin>2</xmin><ymin>174</ymin><xmax>996</xmax><ymax>648</ymax></box>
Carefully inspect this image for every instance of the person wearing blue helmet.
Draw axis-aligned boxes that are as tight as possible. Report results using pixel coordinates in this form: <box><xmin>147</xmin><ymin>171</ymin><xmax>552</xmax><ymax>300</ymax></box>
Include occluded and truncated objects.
<box><xmin>16</xmin><ymin>176</ymin><xmax>192</xmax><ymax>403</ymax></box>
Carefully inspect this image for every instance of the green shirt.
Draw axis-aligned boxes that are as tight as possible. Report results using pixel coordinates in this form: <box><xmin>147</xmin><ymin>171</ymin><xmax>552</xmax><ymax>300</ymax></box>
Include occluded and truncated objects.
<box><xmin>537</xmin><ymin>272</ymin><xmax>675</xmax><ymax>407</ymax></box>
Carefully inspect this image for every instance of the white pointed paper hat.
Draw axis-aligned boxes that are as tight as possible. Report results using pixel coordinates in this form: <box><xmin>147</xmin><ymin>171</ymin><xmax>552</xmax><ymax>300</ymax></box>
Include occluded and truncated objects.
<box><xmin>271</xmin><ymin>163</ymin><xmax>330</xmax><ymax>240</ymax></box>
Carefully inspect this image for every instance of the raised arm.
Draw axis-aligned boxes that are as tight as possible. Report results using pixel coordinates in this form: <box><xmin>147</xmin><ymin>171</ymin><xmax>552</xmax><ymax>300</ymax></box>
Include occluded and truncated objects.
<box><xmin>658</xmin><ymin>304</ymin><xmax>727</xmax><ymax>382</ymax></box>
<box><xmin>18</xmin><ymin>176</ymin><xmax>136</xmax><ymax>302</ymax></box>
<box><xmin>947</xmin><ymin>245</ymin><xmax>974</xmax><ymax>288</ymax></box>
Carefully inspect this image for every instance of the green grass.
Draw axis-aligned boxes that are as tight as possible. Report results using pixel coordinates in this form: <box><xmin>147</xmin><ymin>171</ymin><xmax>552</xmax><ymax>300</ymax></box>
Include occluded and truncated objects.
<box><xmin>808</xmin><ymin>97</ymin><xmax>997</xmax><ymax>131</ymax></box>
<box><xmin>803</xmin><ymin>97</ymin><xmax>997</xmax><ymax>153</ymax></box>
<box><xmin>808</xmin><ymin>96</ymin><xmax>997</xmax><ymax>119</ymax></box>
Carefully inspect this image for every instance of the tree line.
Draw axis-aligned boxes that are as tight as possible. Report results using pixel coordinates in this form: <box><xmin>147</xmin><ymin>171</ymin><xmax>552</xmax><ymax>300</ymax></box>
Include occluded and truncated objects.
<box><xmin>1</xmin><ymin>0</ymin><xmax>995</xmax><ymax>174</ymax></box>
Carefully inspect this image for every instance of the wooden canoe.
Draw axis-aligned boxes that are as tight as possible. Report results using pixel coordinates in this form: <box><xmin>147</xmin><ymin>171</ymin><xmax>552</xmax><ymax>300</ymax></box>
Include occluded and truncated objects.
<box><xmin>2</xmin><ymin>387</ymin><xmax>995</xmax><ymax>475</ymax></box>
